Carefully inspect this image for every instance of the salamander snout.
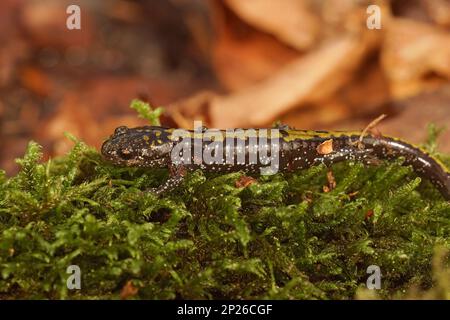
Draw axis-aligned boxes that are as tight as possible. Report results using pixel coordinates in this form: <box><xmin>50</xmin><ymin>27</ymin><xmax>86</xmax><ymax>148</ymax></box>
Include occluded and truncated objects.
<box><xmin>101</xmin><ymin>126</ymin><xmax>173</xmax><ymax>168</ymax></box>
<box><xmin>101</xmin><ymin>126</ymin><xmax>131</xmax><ymax>161</ymax></box>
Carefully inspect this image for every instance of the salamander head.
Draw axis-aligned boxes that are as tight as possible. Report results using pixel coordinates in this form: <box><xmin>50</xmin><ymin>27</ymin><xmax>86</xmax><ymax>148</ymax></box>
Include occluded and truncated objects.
<box><xmin>101</xmin><ymin>126</ymin><xmax>173</xmax><ymax>167</ymax></box>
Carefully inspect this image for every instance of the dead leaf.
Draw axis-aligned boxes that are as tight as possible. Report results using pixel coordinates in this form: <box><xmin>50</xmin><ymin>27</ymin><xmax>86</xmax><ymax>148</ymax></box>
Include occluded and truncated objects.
<box><xmin>235</xmin><ymin>176</ymin><xmax>257</xmax><ymax>188</ymax></box>
<box><xmin>19</xmin><ymin>66</ymin><xmax>53</xmax><ymax>97</ymax></box>
<box><xmin>365</xmin><ymin>209</ymin><xmax>374</xmax><ymax>220</ymax></box>
<box><xmin>210</xmin><ymin>1</ymin><xmax>299</xmax><ymax>91</ymax></box>
<box><xmin>212</xmin><ymin>34</ymin><xmax>298</xmax><ymax>92</ymax></box>
<box><xmin>326</xmin><ymin>170</ymin><xmax>336</xmax><ymax>191</ymax></box>
<box><xmin>376</xmin><ymin>86</ymin><xmax>450</xmax><ymax>153</ymax></box>
<box><xmin>317</xmin><ymin>139</ymin><xmax>334</xmax><ymax>155</ymax></box>
<box><xmin>38</xmin><ymin>76</ymin><xmax>182</xmax><ymax>157</ymax></box>
<box><xmin>209</xmin><ymin>31</ymin><xmax>378</xmax><ymax>128</ymax></box>
<box><xmin>423</xmin><ymin>0</ymin><xmax>450</xmax><ymax>27</ymax></box>
<box><xmin>224</xmin><ymin>0</ymin><xmax>320</xmax><ymax>50</ymax></box>
<box><xmin>280</xmin><ymin>100</ymin><xmax>351</xmax><ymax>129</ymax></box>
<box><xmin>331</xmin><ymin>85</ymin><xmax>450</xmax><ymax>153</ymax></box>
<box><xmin>20</xmin><ymin>1</ymin><xmax>94</xmax><ymax>48</ymax></box>
<box><xmin>381</xmin><ymin>18</ymin><xmax>450</xmax><ymax>99</ymax></box>
<box><xmin>120</xmin><ymin>280</ymin><xmax>138</xmax><ymax>300</ymax></box>
<box><xmin>168</xmin><ymin>91</ymin><xmax>216</xmax><ymax>128</ymax></box>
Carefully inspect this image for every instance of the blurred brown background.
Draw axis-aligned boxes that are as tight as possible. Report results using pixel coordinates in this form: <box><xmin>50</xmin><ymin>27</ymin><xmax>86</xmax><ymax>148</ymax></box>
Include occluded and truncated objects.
<box><xmin>1</xmin><ymin>0</ymin><xmax>449</xmax><ymax>174</ymax></box>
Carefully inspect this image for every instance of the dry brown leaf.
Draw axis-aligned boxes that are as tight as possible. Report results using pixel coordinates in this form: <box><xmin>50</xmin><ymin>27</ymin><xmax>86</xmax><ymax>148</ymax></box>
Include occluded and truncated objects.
<box><xmin>281</xmin><ymin>61</ymin><xmax>390</xmax><ymax>129</ymax></box>
<box><xmin>235</xmin><ymin>176</ymin><xmax>257</xmax><ymax>188</ymax></box>
<box><xmin>224</xmin><ymin>0</ymin><xmax>320</xmax><ymax>50</ymax></box>
<box><xmin>320</xmin><ymin>0</ymin><xmax>391</xmax><ymax>37</ymax></box>
<box><xmin>120</xmin><ymin>280</ymin><xmax>138</xmax><ymax>300</ymax></box>
<box><xmin>376</xmin><ymin>86</ymin><xmax>450</xmax><ymax>153</ymax></box>
<box><xmin>280</xmin><ymin>100</ymin><xmax>352</xmax><ymax>129</ymax></box>
<box><xmin>317</xmin><ymin>139</ymin><xmax>334</xmax><ymax>155</ymax></box>
<box><xmin>167</xmin><ymin>91</ymin><xmax>216</xmax><ymax>128</ymax></box>
<box><xmin>321</xmin><ymin>0</ymin><xmax>361</xmax><ymax>27</ymax></box>
<box><xmin>209</xmin><ymin>31</ymin><xmax>378</xmax><ymax>128</ymax></box>
<box><xmin>331</xmin><ymin>85</ymin><xmax>450</xmax><ymax>153</ymax></box>
<box><xmin>0</xmin><ymin>42</ymin><xmax>27</xmax><ymax>87</ymax></box>
<box><xmin>19</xmin><ymin>66</ymin><xmax>53</xmax><ymax>97</ymax></box>
<box><xmin>381</xmin><ymin>18</ymin><xmax>450</xmax><ymax>98</ymax></box>
<box><xmin>423</xmin><ymin>0</ymin><xmax>450</xmax><ymax>27</ymax></box>
<box><xmin>0</xmin><ymin>0</ymin><xmax>29</xmax><ymax>87</ymax></box>
<box><xmin>20</xmin><ymin>0</ymin><xmax>93</xmax><ymax>48</ymax></box>
<box><xmin>37</xmin><ymin>76</ymin><xmax>181</xmax><ymax>157</ymax></box>
<box><xmin>210</xmin><ymin>1</ymin><xmax>299</xmax><ymax>91</ymax></box>
<box><xmin>330</xmin><ymin>62</ymin><xmax>391</xmax><ymax>117</ymax></box>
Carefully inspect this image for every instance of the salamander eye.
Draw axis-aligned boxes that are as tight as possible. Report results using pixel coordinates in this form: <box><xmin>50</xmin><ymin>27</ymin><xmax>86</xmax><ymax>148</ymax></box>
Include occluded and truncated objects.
<box><xmin>119</xmin><ymin>148</ymin><xmax>133</xmax><ymax>159</ymax></box>
<box><xmin>114</xmin><ymin>126</ymin><xmax>128</xmax><ymax>136</ymax></box>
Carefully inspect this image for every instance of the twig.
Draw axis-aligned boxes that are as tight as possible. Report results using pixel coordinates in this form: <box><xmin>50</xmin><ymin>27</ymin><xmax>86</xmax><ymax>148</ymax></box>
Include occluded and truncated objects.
<box><xmin>357</xmin><ymin>114</ymin><xmax>387</xmax><ymax>149</ymax></box>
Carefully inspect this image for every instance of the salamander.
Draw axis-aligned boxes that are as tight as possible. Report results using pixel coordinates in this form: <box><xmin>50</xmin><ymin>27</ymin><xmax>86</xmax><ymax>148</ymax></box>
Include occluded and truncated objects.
<box><xmin>101</xmin><ymin>125</ymin><xmax>450</xmax><ymax>200</ymax></box>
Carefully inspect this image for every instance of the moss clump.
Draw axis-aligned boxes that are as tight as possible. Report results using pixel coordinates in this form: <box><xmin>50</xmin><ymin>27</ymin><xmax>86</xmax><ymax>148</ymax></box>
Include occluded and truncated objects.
<box><xmin>0</xmin><ymin>105</ymin><xmax>449</xmax><ymax>299</ymax></box>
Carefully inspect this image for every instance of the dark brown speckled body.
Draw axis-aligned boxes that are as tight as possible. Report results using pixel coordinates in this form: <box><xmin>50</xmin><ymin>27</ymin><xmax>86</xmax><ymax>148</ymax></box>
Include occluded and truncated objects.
<box><xmin>101</xmin><ymin>126</ymin><xmax>450</xmax><ymax>199</ymax></box>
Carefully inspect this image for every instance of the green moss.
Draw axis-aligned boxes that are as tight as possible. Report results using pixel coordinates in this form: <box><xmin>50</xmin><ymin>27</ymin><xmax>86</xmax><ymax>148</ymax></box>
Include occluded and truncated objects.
<box><xmin>130</xmin><ymin>99</ymin><xmax>164</xmax><ymax>126</ymax></box>
<box><xmin>0</xmin><ymin>103</ymin><xmax>449</xmax><ymax>299</ymax></box>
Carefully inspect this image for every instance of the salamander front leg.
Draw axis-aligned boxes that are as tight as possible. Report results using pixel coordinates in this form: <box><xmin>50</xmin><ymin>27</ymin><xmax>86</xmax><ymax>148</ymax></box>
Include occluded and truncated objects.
<box><xmin>150</xmin><ymin>164</ymin><xmax>187</xmax><ymax>195</ymax></box>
